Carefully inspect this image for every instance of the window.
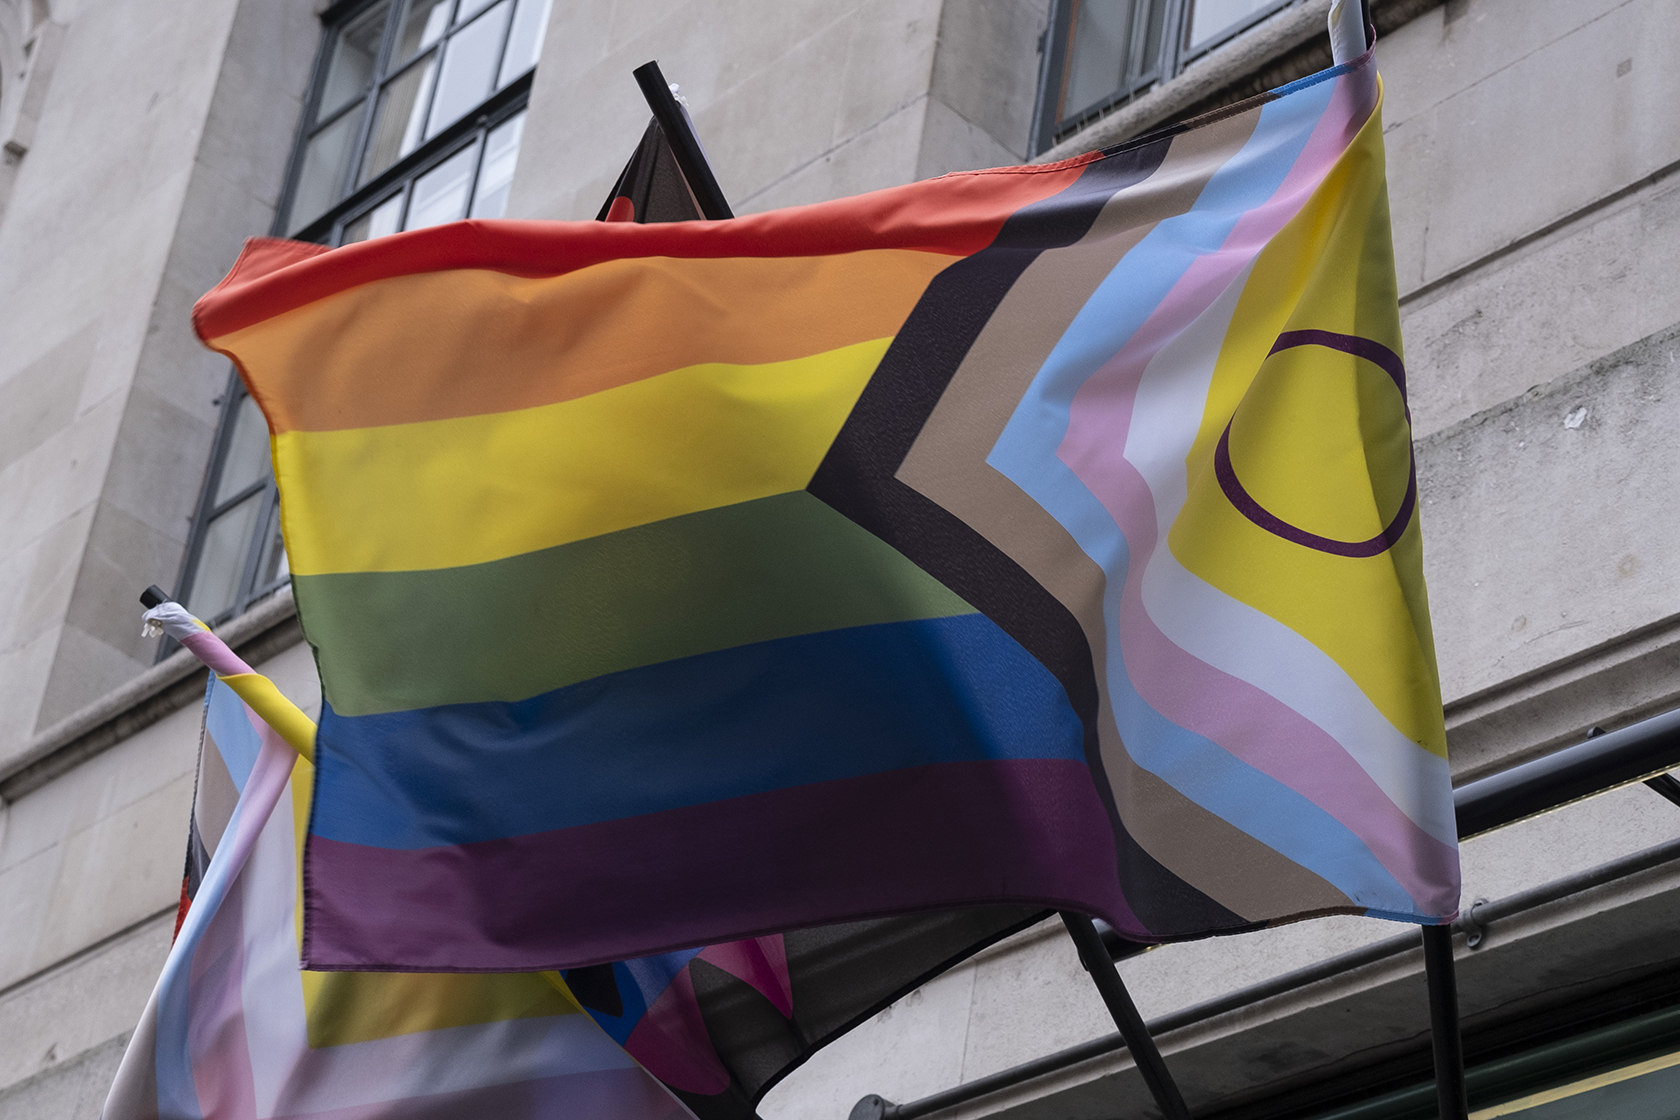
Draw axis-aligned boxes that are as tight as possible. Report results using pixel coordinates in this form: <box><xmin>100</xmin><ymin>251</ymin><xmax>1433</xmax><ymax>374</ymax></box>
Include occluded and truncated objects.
<box><xmin>282</xmin><ymin>0</ymin><xmax>551</xmax><ymax>241</ymax></box>
<box><xmin>169</xmin><ymin>0</ymin><xmax>550</xmax><ymax>636</ymax></box>
<box><xmin>1032</xmin><ymin>0</ymin><xmax>1297</xmax><ymax>155</ymax></box>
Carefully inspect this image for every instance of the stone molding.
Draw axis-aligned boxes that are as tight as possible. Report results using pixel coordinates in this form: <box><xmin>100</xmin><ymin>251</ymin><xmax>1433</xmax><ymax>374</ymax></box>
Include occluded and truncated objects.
<box><xmin>1034</xmin><ymin>0</ymin><xmax>1443</xmax><ymax>164</ymax></box>
<box><xmin>0</xmin><ymin>588</ymin><xmax>302</xmax><ymax>803</ymax></box>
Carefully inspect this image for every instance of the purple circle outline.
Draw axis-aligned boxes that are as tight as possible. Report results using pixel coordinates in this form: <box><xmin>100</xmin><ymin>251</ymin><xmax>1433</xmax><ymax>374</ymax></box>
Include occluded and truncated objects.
<box><xmin>1213</xmin><ymin>330</ymin><xmax>1416</xmax><ymax>559</ymax></box>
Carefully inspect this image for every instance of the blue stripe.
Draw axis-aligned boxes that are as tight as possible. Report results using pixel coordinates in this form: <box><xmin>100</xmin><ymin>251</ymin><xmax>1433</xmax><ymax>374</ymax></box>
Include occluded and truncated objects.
<box><xmin>310</xmin><ymin>614</ymin><xmax>1086</xmax><ymax>850</ymax></box>
<box><xmin>155</xmin><ymin>687</ymin><xmax>257</xmax><ymax>1119</ymax></box>
<box><xmin>205</xmin><ymin>676</ymin><xmax>262</xmax><ymax>792</ymax></box>
<box><xmin>571</xmin><ymin>951</ymin><xmax>704</xmax><ymax>1046</ymax></box>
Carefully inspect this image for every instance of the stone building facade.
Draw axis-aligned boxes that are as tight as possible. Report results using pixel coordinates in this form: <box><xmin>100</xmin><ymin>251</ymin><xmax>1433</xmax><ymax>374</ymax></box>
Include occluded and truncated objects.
<box><xmin>1</xmin><ymin>0</ymin><xmax>1676</xmax><ymax>1116</ymax></box>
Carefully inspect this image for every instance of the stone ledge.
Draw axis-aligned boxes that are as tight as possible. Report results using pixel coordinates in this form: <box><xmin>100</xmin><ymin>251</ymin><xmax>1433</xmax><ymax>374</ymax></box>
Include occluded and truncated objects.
<box><xmin>0</xmin><ymin>587</ymin><xmax>303</xmax><ymax>803</ymax></box>
<box><xmin>1426</xmin><ymin>319</ymin><xmax>1680</xmax><ymax>781</ymax></box>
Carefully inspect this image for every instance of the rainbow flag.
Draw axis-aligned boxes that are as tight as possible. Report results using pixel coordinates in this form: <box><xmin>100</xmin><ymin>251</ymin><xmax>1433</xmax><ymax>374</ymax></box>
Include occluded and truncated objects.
<box><xmin>103</xmin><ymin>605</ymin><xmax>693</xmax><ymax>1120</ymax></box>
<box><xmin>193</xmin><ymin>46</ymin><xmax>1458</xmax><ymax>973</ymax></box>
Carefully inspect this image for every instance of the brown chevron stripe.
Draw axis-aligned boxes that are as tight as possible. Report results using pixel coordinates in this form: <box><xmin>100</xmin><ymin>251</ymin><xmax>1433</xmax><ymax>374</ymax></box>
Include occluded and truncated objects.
<box><xmin>808</xmin><ymin>133</ymin><xmax>1251</xmax><ymax>936</ymax></box>
<box><xmin>896</xmin><ymin>109</ymin><xmax>1353</xmax><ymax>923</ymax></box>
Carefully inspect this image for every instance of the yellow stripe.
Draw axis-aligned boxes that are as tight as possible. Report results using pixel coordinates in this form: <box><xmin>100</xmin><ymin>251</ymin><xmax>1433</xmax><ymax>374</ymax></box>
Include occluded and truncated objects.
<box><xmin>301</xmin><ymin>969</ymin><xmax>583</xmax><ymax>1047</ymax></box>
<box><xmin>1166</xmin><ymin>90</ymin><xmax>1447</xmax><ymax>757</ymax></box>
<box><xmin>219</xmin><ymin>673</ymin><xmax>317</xmax><ymax>762</ymax></box>
<box><xmin>1470</xmin><ymin>1049</ymin><xmax>1680</xmax><ymax>1117</ymax></box>
<box><xmin>276</xmin><ymin>337</ymin><xmax>891</xmax><ymax>576</ymax></box>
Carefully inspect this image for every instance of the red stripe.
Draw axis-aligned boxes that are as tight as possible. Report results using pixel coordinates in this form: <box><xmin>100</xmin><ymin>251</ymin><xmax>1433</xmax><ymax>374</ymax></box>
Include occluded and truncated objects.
<box><xmin>192</xmin><ymin>159</ymin><xmax>1094</xmax><ymax>341</ymax></box>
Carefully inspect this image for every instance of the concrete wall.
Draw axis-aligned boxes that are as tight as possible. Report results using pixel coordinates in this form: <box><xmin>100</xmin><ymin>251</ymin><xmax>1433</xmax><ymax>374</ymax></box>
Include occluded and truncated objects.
<box><xmin>509</xmin><ymin>0</ymin><xmax>946</xmax><ymax>222</ymax></box>
<box><xmin>506</xmin><ymin>0</ymin><xmax>1050</xmax><ymax>223</ymax></box>
<box><xmin>0</xmin><ymin>0</ymin><xmax>316</xmax><ymax>762</ymax></box>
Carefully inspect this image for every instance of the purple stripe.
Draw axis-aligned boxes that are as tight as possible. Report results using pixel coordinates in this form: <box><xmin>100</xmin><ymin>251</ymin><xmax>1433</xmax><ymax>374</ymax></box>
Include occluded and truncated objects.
<box><xmin>302</xmin><ymin>759</ymin><xmax>1134</xmax><ymax>970</ymax></box>
<box><xmin>1217</xmin><ymin>329</ymin><xmax>1417</xmax><ymax>558</ymax></box>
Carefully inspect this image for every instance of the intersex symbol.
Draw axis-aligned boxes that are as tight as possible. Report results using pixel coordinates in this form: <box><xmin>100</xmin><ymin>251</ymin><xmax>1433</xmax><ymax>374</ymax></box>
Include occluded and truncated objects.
<box><xmin>1213</xmin><ymin>329</ymin><xmax>1415</xmax><ymax>558</ymax></box>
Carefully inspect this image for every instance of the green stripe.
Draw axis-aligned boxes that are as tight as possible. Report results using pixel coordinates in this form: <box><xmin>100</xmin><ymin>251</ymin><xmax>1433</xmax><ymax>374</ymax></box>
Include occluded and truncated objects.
<box><xmin>296</xmin><ymin>491</ymin><xmax>975</xmax><ymax>716</ymax></box>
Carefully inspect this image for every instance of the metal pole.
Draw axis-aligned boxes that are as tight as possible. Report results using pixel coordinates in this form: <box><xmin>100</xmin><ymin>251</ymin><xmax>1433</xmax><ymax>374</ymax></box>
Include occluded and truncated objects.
<box><xmin>1061</xmin><ymin>912</ymin><xmax>1192</xmax><ymax>1120</ymax></box>
<box><xmin>631</xmin><ymin>61</ymin><xmax>733</xmax><ymax>220</ymax></box>
<box><xmin>1421</xmin><ymin>925</ymin><xmax>1469</xmax><ymax>1120</ymax></box>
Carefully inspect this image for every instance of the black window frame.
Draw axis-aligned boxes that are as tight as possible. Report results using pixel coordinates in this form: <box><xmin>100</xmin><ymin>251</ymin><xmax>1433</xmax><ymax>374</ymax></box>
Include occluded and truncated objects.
<box><xmin>167</xmin><ymin>0</ymin><xmax>545</xmax><ymax>646</ymax></box>
<box><xmin>280</xmin><ymin>0</ymin><xmax>542</xmax><ymax>243</ymax></box>
<box><xmin>1031</xmin><ymin>0</ymin><xmax>1299</xmax><ymax>155</ymax></box>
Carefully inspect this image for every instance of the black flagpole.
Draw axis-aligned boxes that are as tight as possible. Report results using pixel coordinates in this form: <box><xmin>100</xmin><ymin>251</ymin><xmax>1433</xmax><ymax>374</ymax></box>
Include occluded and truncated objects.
<box><xmin>632</xmin><ymin>60</ymin><xmax>733</xmax><ymax>220</ymax></box>
<box><xmin>1422</xmin><ymin>925</ymin><xmax>1470</xmax><ymax>1119</ymax></box>
<box><xmin>1061</xmin><ymin>913</ymin><xmax>1193</xmax><ymax>1119</ymax></box>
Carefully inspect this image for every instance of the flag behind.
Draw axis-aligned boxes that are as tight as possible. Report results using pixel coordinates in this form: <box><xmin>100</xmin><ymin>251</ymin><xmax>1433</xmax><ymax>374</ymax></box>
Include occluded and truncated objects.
<box><xmin>104</xmin><ymin>617</ymin><xmax>692</xmax><ymax>1120</ymax></box>
<box><xmin>193</xmin><ymin>46</ymin><xmax>1459</xmax><ymax>975</ymax></box>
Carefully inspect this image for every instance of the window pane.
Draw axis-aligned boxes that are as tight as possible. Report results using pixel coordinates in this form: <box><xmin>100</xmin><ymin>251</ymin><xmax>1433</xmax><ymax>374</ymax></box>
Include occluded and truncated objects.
<box><xmin>317</xmin><ymin>1</ymin><xmax>388</xmax><ymax>122</ymax></box>
<box><xmin>497</xmin><ymin>0</ymin><xmax>552</xmax><ymax>88</ymax></box>
<box><xmin>1063</xmin><ymin>0</ymin><xmax>1137</xmax><ymax>121</ymax></box>
<box><xmin>254</xmin><ymin>503</ymin><xmax>290</xmax><ymax>591</ymax></box>
<box><xmin>214</xmin><ymin>394</ymin><xmax>272</xmax><ymax>506</ymax></box>
<box><xmin>395</xmin><ymin>0</ymin><xmax>453</xmax><ymax>64</ymax></box>
<box><xmin>188</xmin><ymin>493</ymin><xmax>263</xmax><ymax>622</ymax></box>
<box><xmin>1189</xmin><ymin>0</ymin><xmax>1276</xmax><ymax>49</ymax></box>
<box><xmin>342</xmin><ymin>193</ymin><xmax>405</xmax><ymax>243</ymax></box>
<box><xmin>405</xmin><ymin>143</ymin><xmax>478</xmax><ymax>228</ymax></box>
<box><xmin>426</xmin><ymin>1</ymin><xmax>513</xmax><ymax>139</ymax></box>
<box><xmin>287</xmin><ymin>108</ymin><xmax>362</xmax><ymax>233</ymax></box>
<box><xmin>469</xmin><ymin>111</ymin><xmax>523</xmax><ymax>218</ymax></box>
<box><xmin>457</xmin><ymin>0</ymin><xmax>498</xmax><ymax>21</ymax></box>
<box><xmin>361</xmin><ymin>53</ymin><xmax>439</xmax><ymax>183</ymax></box>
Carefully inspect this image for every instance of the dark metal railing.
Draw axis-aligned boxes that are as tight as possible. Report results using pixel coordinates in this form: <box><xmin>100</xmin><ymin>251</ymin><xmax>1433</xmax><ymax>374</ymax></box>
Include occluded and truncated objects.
<box><xmin>852</xmin><ymin>704</ymin><xmax>1680</xmax><ymax>1120</ymax></box>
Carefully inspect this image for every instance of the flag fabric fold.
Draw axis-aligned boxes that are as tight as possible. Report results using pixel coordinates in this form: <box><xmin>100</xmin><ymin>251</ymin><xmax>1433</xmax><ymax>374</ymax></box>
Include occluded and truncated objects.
<box><xmin>192</xmin><ymin>45</ymin><xmax>1458</xmax><ymax>979</ymax></box>
<box><xmin>104</xmin><ymin>604</ymin><xmax>694</xmax><ymax>1120</ymax></box>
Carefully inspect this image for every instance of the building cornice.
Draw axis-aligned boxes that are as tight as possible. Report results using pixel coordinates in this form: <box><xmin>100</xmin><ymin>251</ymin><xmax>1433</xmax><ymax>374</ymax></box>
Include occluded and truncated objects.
<box><xmin>0</xmin><ymin>588</ymin><xmax>303</xmax><ymax>803</ymax></box>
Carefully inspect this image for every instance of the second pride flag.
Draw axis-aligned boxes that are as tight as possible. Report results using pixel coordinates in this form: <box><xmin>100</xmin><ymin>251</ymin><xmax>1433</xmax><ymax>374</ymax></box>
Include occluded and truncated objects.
<box><xmin>193</xmin><ymin>44</ymin><xmax>1458</xmax><ymax>973</ymax></box>
<box><xmin>103</xmin><ymin>603</ymin><xmax>696</xmax><ymax>1120</ymax></box>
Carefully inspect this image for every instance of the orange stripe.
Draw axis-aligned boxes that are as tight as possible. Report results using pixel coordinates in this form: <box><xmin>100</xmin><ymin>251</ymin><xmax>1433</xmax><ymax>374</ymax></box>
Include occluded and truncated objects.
<box><xmin>214</xmin><ymin>250</ymin><xmax>954</xmax><ymax>434</ymax></box>
<box><xmin>192</xmin><ymin>161</ymin><xmax>1093</xmax><ymax>341</ymax></box>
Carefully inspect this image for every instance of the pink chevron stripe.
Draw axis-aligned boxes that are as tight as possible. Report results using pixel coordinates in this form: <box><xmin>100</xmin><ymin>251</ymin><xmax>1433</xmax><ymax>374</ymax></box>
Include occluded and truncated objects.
<box><xmin>187</xmin><ymin>873</ymin><xmax>259</xmax><ymax>1117</ymax></box>
<box><xmin>1055</xmin><ymin>69</ymin><xmax>1459</xmax><ymax>915</ymax></box>
<box><xmin>699</xmin><ymin>936</ymin><xmax>793</xmax><ymax>1017</ymax></box>
<box><xmin>624</xmin><ymin>966</ymin><xmax>731</xmax><ymax>1095</ymax></box>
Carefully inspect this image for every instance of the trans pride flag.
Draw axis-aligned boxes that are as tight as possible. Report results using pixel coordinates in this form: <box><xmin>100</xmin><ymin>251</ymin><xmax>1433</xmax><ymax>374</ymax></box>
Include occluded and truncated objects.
<box><xmin>103</xmin><ymin>605</ymin><xmax>692</xmax><ymax>1120</ymax></box>
<box><xmin>193</xmin><ymin>44</ymin><xmax>1458</xmax><ymax>973</ymax></box>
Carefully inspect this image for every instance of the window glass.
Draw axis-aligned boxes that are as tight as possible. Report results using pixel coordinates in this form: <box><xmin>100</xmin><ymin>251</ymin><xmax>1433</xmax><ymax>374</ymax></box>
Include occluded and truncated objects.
<box><xmin>254</xmin><ymin>505</ymin><xmax>290</xmax><ymax>592</ymax></box>
<box><xmin>317</xmin><ymin>1</ymin><xmax>387</xmax><ymax>122</ymax></box>
<box><xmin>361</xmin><ymin>54</ymin><xmax>439</xmax><ymax>183</ymax></box>
<box><xmin>457</xmin><ymin>0</ymin><xmax>499</xmax><ymax>21</ymax></box>
<box><xmin>343</xmin><ymin>193</ymin><xmax>405</xmax><ymax>243</ymax></box>
<box><xmin>406</xmin><ymin>143</ymin><xmax>479</xmax><ymax>228</ymax></box>
<box><xmin>497</xmin><ymin>0</ymin><xmax>552</xmax><ymax>87</ymax></box>
<box><xmin>1064</xmin><ymin>1</ymin><xmax>1137</xmax><ymax>120</ymax></box>
<box><xmin>469</xmin><ymin>111</ymin><xmax>523</xmax><ymax>218</ymax></box>
<box><xmin>395</xmin><ymin>0</ymin><xmax>453</xmax><ymax>62</ymax></box>
<box><xmin>1189</xmin><ymin>0</ymin><xmax>1277</xmax><ymax>49</ymax></box>
<box><xmin>426</xmin><ymin>0</ymin><xmax>512</xmax><ymax>138</ymax></box>
<box><xmin>214</xmin><ymin>395</ymin><xmax>272</xmax><ymax>506</ymax></box>
<box><xmin>287</xmin><ymin>108</ymin><xmax>361</xmax><ymax>234</ymax></box>
<box><xmin>188</xmin><ymin>494</ymin><xmax>263</xmax><ymax>622</ymax></box>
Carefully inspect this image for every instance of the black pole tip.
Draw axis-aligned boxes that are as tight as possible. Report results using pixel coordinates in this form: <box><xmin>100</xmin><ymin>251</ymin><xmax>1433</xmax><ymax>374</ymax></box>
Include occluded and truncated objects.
<box><xmin>139</xmin><ymin>584</ymin><xmax>173</xmax><ymax>609</ymax></box>
<box><xmin>847</xmin><ymin>1095</ymin><xmax>893</xmax><ymax>1120</ymax></box>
